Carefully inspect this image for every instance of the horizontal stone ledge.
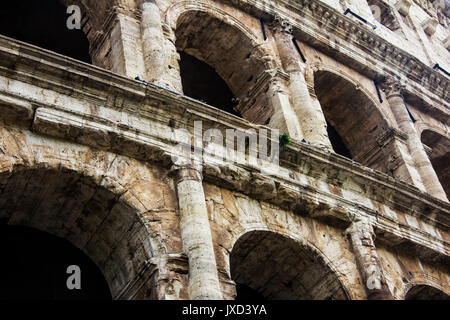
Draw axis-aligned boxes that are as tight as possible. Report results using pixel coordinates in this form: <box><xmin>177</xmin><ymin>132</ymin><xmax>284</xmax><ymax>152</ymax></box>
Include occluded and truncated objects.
<box><xmin>29</xmin><ymin>101</ymin><xmax>449</xmax><ymax>222</ymax></box>
<box><xmin>28</xmin><ymin>105</ymin><xmax>450</xmax><ymax>261</ymax></box>
<box><xmin>0</xmin><ymin>61</ymin><xmax>445</xmax><ymax>224</ymax></box>
<box><xmin>0</xmin><ymin>93</ymin><xmax>35</xmax><ymax>124</ymax></box>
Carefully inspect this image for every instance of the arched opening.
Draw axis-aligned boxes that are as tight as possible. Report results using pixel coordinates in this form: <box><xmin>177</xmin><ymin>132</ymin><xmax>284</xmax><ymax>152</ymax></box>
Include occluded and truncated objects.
<box><xmin>315</xmin><ymin>70</ymin><xmax>390</xmax><ymax>173</ymax></box>
<box><xmin>421</xmin><ymin>130</ymin><xmax>450</xmax><ymax>199</ymax></box>
<box><xmin>0</xmin><ymin>223</ymin><xmax>111</xmax><ymax>300</ymax></box>
<box><xmin>179</xmin><ymin>52</ymin><xmax>239</xmax><ymax>116</ymax></box>
<box><xmin>230</xmin><ymin>231</ymin><xmax>348</xmax><ymax>300</ymax></box>
<box><xmin>175</xmin><ymin>11</ymin><xmax>270</xmax><ymax>122</ymax></box>
<box><xmin>405</xmin><ymin>285</ymin><xmax>450</xmax><ymax>300</ymax></box>
<box><xmin>0</xmin><ymin>0</ymin><xmax>91</xmax><ymax>63</ymax></box>
<box><xmin>0</xmin><ymin>168</ymin><xmax>154</xmax><ymax>299</ymax></box>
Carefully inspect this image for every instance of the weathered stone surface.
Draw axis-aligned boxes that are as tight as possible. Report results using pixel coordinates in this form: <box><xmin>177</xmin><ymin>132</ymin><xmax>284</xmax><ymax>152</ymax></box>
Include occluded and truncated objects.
<box><xmin>0</xmin><ymin>0</ymin><xmax>448</xmax><ymax>300</ymax></box>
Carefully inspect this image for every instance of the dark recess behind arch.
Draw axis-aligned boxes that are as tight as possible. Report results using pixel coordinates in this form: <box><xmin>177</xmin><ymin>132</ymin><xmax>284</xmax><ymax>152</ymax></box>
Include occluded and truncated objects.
<box><xmin>0</xmin><ymin>0</ymin><xmax>91</xmax><ymax>63</ymax></box>
<box><xmin>0</xmin><ymin>223</ymin><xmax>111</xmax><ymax>300</ymax></box>
<box><xmin>179</xmin><ymin>51</ymin><xmax>240</xmax><ymax>117</ymax></box>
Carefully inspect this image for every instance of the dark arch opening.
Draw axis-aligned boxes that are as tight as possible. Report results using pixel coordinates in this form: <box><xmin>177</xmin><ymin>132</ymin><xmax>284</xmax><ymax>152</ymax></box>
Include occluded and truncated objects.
<box><xmin>175</xmin><ymin>11</ymin><xmax>269</xmax><ymax>122</ymax></box>
<box><xmin>230</xmin><ymin>231</ymin><xmax>348</xmax><ymax>300</ymax></box>
<box><xmin>315</xmin><ymin>70</ymin><xmax>390</xmax><ymax>173</ymax></box>
<box><xmin>406</xmin><ymin>285</ymin><xmax>450</xmax><ymax>300</ymax></box>
<box><xmin>0</xmin><ymin>0</ymin><xmax>91</xmax><ymax>63</ymax></box>
<box><xmin>179</xmin><ymin>51</ymin><xmax>240</xmax><ymax>116</ymax></box>
<box><xmin>0</xmin><ymin>223</ymin><xmax>111</xmax><ymax>300</ymax></box>
<box><xmin>421</xmin><ymin>130</ymin><xmax>450</xmax><ymax>200</ymax></box>
<box><xmin>0</xmin><ymin>168</ymin><xmax>154</xmax><ymax>299</ymax></box>
<box><xmin>235</xmin><ymin>283</ymin><xmax>267</xmax><ymax>301</ymax></box>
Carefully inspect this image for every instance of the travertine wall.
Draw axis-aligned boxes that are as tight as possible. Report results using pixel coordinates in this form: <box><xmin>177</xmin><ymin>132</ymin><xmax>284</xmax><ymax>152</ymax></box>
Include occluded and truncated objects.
<box><xmin>0</xmin><ymin>0</ymin><xmax>449</xmax><ymax>300</ymax></box>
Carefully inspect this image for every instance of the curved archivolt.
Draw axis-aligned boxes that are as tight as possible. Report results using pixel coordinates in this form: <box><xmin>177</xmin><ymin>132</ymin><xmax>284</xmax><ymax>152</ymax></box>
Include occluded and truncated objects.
<box><xmin>230</xmin><ymin>230</ymin><xmax>349</xmax><ymax>300</ymax></box>
<box><xmin>405</xmin><ymin>284</ymin><xmax>450</xmax><ymax>300</ymax></box>
<box><xmin>0</xmin><ymin>167</ymin><xmax>153</xmax><ymax>298</ymax></box>
<box><xmin>314</xmin><ymin>69</ymin><xmax>391</xmax><ymax>173</ymax></box>
<box><xmin>173</xmin><ymin>8</ymin><xmax>273</xmax><ymax>123</ymax></box>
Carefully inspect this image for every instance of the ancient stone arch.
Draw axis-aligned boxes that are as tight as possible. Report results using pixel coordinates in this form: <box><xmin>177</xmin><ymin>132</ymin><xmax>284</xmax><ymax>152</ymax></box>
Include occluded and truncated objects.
<box><xmin>165</xmin><ymin>1</ymin><xmax>276</xmax><ymax>124</ymax></box>
<box><xmin>0</xmin><ymin>124</ymin><xmax>173</xmax><ymax>299</ymax></box>
<box><xmin>229</xmin><ymin>229</ymin><xmax>351</xmax><ymax>300</ymax></box>
<box><xmin>0</xmin><ymin>0</ymin><xmax>449</xmax><ymax>302</ymax></box>
<box><xmin>403</xmin><ymin>273</ymin><xmax>450</xmax><ymax>300</ymax></box>
<box><xmin>405</xmin><ymin>285</ymin><xmax>450</xmax><ymax>300</ymax></box>
<box><xmin>313</xmin><ymin>66</ymin><xmax>394</xmax><ymax>174</ymax></box>
<box><xmin>0</xmin><ymin>223</ymin><xmax>112</xmax><ymax>299</ymax></box>
<box><xmin>0</xmin><ymin>167</ymin><xmax>153</xmax><ymax>298</ymax></box>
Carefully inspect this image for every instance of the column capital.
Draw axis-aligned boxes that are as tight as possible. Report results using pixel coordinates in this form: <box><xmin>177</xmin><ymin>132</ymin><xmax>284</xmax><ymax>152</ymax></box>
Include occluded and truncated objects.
<box><xmin>345</xmin><ymin>218</ymin><xmax>375</xmax><ymax>239</ymax></box>
<box><xmin>381</xmin><ymin>76</ymin><xmax>405</xmax><ymax>99</ymax></box>
<box><xmin>170</xmin><ymin>165</ymin><xmax>203</xmax><ymax>184</ymax></box>
<box><xmin>269</xmin><ymin>15</ymin><xmax>293</xmax><ymax>35</ymax></box>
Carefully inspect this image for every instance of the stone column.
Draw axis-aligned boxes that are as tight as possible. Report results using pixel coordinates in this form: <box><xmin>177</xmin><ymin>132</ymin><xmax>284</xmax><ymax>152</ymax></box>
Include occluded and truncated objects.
<box><xmin>346</xmin><ymin>219</ymin><xmax>393</xmax><ymax>300</ymax></box>
<box><xmin>266</xmin><ymin>69</ymin><xmax>304</xmax><ymax>141</ymax></box>
<box><xmin>104</xmin><ymin>10</ymin><xmax>147</xmax><ymax>79</ymax></box>
<box><xmin>382</xmin><ymin>77</ymin><xmax>448</xmax><ymax>201</ymax></box>
<box><xmin>270</xmin><ymin>17</ymin><xmax>332</xmax><ymax>149</ymax></box>
<box><xmin>162</xmin><ymin>23</ymin><xmax>184</xmax><ymax>93</ymax></box>
<box><xmin>141</xmin><ymin>1</ymin><xmax>166</xmax><ymax>85</ymax></box>
<box><xmin>173</xmin><ymin>166</ymin><xmax>223</xmax><ymax>300</ymax></box>
<box><xmin>141</xmin><ymin>1</ymin><xmax>182</xmax><ymax>92</ymax></box>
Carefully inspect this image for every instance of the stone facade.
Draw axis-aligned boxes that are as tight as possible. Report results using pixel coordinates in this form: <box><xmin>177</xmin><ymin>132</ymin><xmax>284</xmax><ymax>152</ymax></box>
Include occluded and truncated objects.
<box><xmin>0</xmin><ymin>0</ymin><xmax>449</xmax><ymax>299</ymax></box>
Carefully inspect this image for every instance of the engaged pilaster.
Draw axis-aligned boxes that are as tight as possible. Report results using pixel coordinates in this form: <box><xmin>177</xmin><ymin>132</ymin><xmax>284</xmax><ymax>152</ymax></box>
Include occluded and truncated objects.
<box><xmin>172</xmin><ymin>165</ymin><xmax>223</xmax><ymax>300</ymax></box>
<box><xmin>266</xmin><ymin>69</ymin><xmax>304</xmax><ymax>141</ymax></box>
<box><xmin>141</xmin><ymin>1</ymin><xmax>183</xmax><ymax>92</ymax></box>
<box><xmin>270</xmin><ymin>17</ymin><xmax>332</xmax><ymax>149</ymax></box>
<box><xmin>346</xmin><ymin>219</ymin><xmax>393</xmax><ymax>300</ymax></box>
<box><xmin>382</xmin><ymin>77</ymin><xmax>448</xmax><ymax>201</ymax></box>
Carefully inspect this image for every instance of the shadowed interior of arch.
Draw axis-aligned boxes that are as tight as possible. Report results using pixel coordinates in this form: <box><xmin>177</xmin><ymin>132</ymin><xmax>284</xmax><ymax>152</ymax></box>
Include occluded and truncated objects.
<box><xmin>0</xmin><ymin>223</ymin><xmax>111</xmax><ymax>300</ymax></box>
<box><xmin>179</xmin><ymin>51</ymin><xmax>240</xmax><ymax>116</ymax></box>
<box><xmin>315</xmin><ymin>70</ymin><xmax>391</xmax><ymax>174</ymax></box>
<box><xmin>405</xmin><ymin>285</ymin><xmax>450</xmax><ymax>300</ymax></box>
<box><xmin>0</xmin><ymin>168</ymin><xmax>153</xmax><ymax>299</ymax></box>
<box><xmin>230</xmin><ymin>231</ymin><xmax>348</xmax><ymax>300</ymax></box>
<box><xmin>175</xmin><ymin>10</ymin><xmax>272</xmax><ymax>124</ymax></box>
<box><xmin>0</xmin><ymin>0</ymin><xmax>91</xmax><ymax>63</ymax></box>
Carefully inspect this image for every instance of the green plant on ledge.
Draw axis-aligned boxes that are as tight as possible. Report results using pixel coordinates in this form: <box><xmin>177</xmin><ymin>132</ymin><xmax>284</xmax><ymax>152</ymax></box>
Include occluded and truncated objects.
<box><xmin>280</xmin><ymin>133</ymin><xmax>291</xmax><ymax>148</ymax></box>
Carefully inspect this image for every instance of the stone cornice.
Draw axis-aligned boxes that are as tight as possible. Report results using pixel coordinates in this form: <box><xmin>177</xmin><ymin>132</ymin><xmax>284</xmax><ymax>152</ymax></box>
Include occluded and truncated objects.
<box><xmin>223</xmin><ymin>0</ymin><xmax>449</xmax><ymax>112</ymax></box>
<box><xmin>0</xmin><ymin>36</ymin><xmax>448</xmax><ymax>264</ymax></box>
